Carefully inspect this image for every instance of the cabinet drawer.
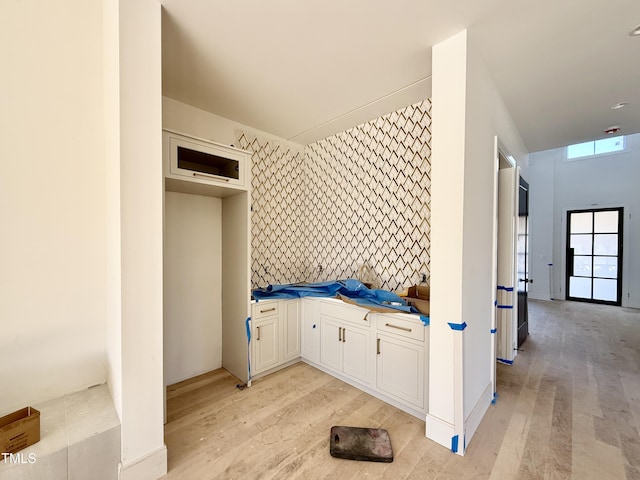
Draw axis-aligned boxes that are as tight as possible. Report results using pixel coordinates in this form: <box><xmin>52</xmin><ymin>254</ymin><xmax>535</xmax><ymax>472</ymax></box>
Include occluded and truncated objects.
<box><xmin>319</xmin><ymin>300</ymin><xmax>369</xmax><ymax>327</ymax></box>
<box><xmin>377</xmin><ymin>316</ymin><xmax>424</xmax><ymax>342</ymax></box>
<box><xmin>253</xmin><ymin>301</ymin><xmax>279</xmax><ymax>319</ymax></box>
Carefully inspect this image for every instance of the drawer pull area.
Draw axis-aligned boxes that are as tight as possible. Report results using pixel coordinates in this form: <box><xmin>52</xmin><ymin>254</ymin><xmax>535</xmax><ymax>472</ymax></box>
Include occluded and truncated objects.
<box><xmin>385</xmin><ymin>323</ymin><xmax>412</xmax><ymax>333</ymax></box>
<box><xmin>253</xmin><ymin>302</ymin><xmax>279</xmax><ymax>319</ymax></box>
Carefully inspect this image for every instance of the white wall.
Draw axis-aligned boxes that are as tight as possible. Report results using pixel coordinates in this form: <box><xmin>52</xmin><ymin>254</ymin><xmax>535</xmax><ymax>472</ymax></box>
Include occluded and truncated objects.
<box><xmin>164</xmin><ymin>192</ymin><xmax>222</xmax><ymax>386</ymax></box>
<box><xmin>0</xmin><ymin>0</ymin><xmax>106</xmax><ymax>415</ymax></box>
<box><xmin>104</xmin><ymin>0</ymin><xmax>123</xmax><ymax>422</ymax></box>
<box><xmin>527</xmin><ymin>152</ymin><xmax>555</xmax><ymax>301</ymax></box>
<box><xmin>529</xmin><ymin>133</ymin><xmax>640</xmax><ymax>308</ymax></box>
<box><xmin>163</xmin><ymin>96</ymin><xmax>300</xmax><ymax>151</ymax></box>
<box><xmin>428</xmin><ymin>29</ymin><xmax>528</xmax><ymax>454</ymax></box>
<box><xmin>460</xmin><ymin>34</ymin><xmax>500</xmax><ymax>432</ymax></box>
<box><xmin>463</xmin><ymin>29</ymin><xmax>529</xmax><ymax>429</ymax></box>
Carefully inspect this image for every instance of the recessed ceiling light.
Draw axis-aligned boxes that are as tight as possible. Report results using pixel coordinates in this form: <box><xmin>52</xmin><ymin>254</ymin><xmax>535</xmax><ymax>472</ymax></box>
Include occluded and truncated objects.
<box><xmin>604</xmin><ymin>125</ymin><xmax>621</xmax><ymax>134</ymax></box>
<box><xmin>611</xmin><ymin>102</ymin><xmax>629</xmax><ymax>110</ymax></box>
<box><xmin>630</xmin><ymin>25</ymin><xmax>640</xmax><ymax>36</ymax></box>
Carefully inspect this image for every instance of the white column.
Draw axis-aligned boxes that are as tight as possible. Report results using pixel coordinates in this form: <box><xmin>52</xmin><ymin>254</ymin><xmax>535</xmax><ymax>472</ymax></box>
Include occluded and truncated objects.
<box><xmin>104</xmin><ymin>0</ymin><xmax>167</xmax><ymax>478</ymax></box>
<box><xmin>426</xmin><ymin>30</ymin><xmax>468</xmax><ymax>453</ymax></box>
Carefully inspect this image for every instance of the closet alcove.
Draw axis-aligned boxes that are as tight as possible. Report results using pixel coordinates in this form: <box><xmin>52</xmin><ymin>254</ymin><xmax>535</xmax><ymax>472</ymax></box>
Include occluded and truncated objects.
<box><xmin>162</xmin><ymin>130</ymin><xmax>252</xmax><ymax>421</ymax></box>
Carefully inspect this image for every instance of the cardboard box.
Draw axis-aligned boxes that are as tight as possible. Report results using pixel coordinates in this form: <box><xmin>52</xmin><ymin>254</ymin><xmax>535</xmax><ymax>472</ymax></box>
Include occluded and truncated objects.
<box><xmin>0</xmin><ymin>407</ymin><xmax>40</xmax><ymax>454</ymax></box>
<box><xmin>405</xmin><ymin>284</ymin><xmax>430</xmax><ymax>315</ymax></box>
<box><xmin>405</xmin><ymin>297</ymin><xmax>430</xmax><ymax>315</ymax></box>
<box><xmin>408</xmin><ymin>285</ymin><xmax>430</xmax><ymax>300</ymax></box>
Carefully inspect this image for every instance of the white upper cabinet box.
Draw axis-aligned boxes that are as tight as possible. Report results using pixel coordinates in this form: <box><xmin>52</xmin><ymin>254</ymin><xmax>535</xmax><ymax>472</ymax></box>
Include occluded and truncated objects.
<box><xmin>163</xmin><ymin>130</ymin><xmax>250</xmax><ymax>190</ymax></box>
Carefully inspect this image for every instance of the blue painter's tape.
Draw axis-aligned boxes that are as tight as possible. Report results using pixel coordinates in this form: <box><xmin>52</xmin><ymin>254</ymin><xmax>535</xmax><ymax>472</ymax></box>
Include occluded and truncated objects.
<box><xmin>497</xmin><ymin>357</ymin><xmax>514</xmax><ymax>365</ymax></box>
<box><xmin>419</xmin><ymin>315</ymin><xmax>430</xmax><ymax>326</ymax></box>
<box><xmin>491</xmin><ymin>328</ymin><xmax>497</xmax><ymax>334</ymax></box>
<box><xmin>451</xmin><ymin>435</ymin><xmax>459</xmax><ymax>453</ymax></box>
<box><xmin>492</xmin><ymin>392</ymin><xmax>499</xmax><ymax>405</ymax></box>
<box><xmin>448</xmin><ymin>322</ymin><xmax>467</xmax><ymax>331</ymax></box>
<box><xmin>246</xmin><ymin>317</ymin><xmax>252</xmax><ymax>381</ymax></box>
<box><xmin>497</xmin><ymin>305</ymin><xmax>514</xmax><ymax>309</ymax></box>
<box><xmin>497</xmin><ymin>285</ymin><xmax>514</xmax><ymax>292</ymax></box>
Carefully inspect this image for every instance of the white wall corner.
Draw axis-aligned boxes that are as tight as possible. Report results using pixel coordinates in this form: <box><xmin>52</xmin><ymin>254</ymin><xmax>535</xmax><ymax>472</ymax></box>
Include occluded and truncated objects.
<box><xmin>118</xmin><ymin>445</ymin><xmax>167</xmax><ymax>480</ymax></box>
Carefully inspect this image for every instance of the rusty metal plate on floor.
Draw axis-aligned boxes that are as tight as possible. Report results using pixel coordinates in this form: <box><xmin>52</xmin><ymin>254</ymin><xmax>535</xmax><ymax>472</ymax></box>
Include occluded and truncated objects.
<box><xmin>329</xmin><ymin>426</ymin><xmax>393</xmax><ymax>463</ymax></box>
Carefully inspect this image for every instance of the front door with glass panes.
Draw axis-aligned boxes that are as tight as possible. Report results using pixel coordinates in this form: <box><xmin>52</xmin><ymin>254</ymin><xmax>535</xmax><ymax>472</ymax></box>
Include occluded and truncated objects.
<box><xmin>566</xmin><ymin>208</ymin><xmax>623</xmax><ymax>305</ymax></box>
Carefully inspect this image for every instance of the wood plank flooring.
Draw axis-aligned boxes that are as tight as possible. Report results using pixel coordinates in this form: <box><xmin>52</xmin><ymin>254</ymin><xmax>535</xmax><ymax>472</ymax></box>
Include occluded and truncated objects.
<box><xmin>162</xmin><ymin>299</ymin><xmax>640</xmax><ymax>479</ymax></box>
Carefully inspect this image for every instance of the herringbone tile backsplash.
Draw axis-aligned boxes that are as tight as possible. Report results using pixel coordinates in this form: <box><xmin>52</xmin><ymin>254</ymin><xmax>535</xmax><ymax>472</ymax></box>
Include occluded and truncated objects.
<box><xmin>238</xmin><ymin>99</ymin><xmax>431</xmax><ymax>292</ymax></box>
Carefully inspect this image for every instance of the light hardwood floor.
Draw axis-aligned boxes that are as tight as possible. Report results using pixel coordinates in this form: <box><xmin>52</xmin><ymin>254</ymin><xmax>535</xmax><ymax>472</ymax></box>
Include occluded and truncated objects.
<box><xmin>162</xmin><ymin>300</ymin><xmax>640</xmax><ymax>479</ymax></box>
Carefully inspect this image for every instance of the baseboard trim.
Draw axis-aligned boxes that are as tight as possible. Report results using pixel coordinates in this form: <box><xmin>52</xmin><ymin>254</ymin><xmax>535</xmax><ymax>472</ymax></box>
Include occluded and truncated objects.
<box><xmin>464</xmin><ymin>382</ymin><xmax>493</xmax><ymax>447</ymax></box>
<box><xmin>425</xmin><ymin>414</ymin><xmax>455</xmax><ymax>451</ymax></box>
<box><xmin>301</xmin><ymin>359</ymin><xmax>426</xmax><ymax>420</ymax></box>
<box><xmin>118</xmin><ymin>445</ymin><xmax>167</xmax><ymax>480</ymax></box>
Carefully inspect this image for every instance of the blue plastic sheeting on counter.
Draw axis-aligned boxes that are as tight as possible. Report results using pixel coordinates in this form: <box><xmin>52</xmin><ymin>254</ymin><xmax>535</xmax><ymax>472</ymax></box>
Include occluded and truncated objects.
<box><xmin>252</xmin><ymin>279</ymin><xmax>421</xmax><ymax>315</ymax></box>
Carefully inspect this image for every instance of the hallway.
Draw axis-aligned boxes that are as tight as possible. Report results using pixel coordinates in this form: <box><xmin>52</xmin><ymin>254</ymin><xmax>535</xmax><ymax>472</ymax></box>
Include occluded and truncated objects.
<box><xmin>488</xmin><ymin>299</ymin><xmax>640</xmax><ymax>479</ymax></box>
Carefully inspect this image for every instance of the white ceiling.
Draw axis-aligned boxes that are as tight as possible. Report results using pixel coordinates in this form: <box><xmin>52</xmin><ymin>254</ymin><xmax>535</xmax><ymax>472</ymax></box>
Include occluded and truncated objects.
<box><xmin>161</xmin><ymin>0</ymin><xmax>640</xmax><ymax>152</ymax></box>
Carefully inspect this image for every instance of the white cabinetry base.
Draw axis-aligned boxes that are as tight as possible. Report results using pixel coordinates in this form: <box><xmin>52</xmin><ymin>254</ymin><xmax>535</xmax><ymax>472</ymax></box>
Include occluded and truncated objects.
<box><xmin>301</xmin><ymin>357</ymin><xmax>427</xmax><ymax>420</ymax></box>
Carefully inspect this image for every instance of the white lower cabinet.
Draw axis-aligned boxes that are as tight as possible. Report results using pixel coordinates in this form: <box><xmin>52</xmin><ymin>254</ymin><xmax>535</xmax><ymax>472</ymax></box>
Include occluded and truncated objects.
<box><xmin>376</xmin><ymin>333</ymin><xmax>425</xmax><ymax>409</ymax></box>
<box><xmin>251</xmin><ymin>299</ymin><xmax>300</xmax><ymax>376</ymax></box>
<box><xmin>253</xmin><ymin>315</ymin><xmax>279</xmax><ymax>374</ymax></box>
<box><xmin>311</xmin><ymin>298</ymin><xmax>428</xmax><ymax>418</ymax></box>
<box><xmin>283</xmin><ymin>300</ymin><xmax>301</xmax><ymax>362</ymax></box>
<box><xmin>301</xmin><ymin>298</ymin><xmax>320</xmax><ymax>363</ymax></box>
<box><xmin>320</xmin><ymin>316</ymin><xmax>371</xmax><ymax>384</ymax></box>
<box><xmin>253</xmin><ymin>297</ymin><xmax>428</xmax><ymax>418</ymax></box>
<box><xmin>375</xmin><ymin>313</ymin><xmax>427</xmax><ymax>411</ymax></box>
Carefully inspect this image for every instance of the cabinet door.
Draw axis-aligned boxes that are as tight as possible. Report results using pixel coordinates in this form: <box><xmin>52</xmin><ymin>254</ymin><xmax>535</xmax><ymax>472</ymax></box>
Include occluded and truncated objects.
<box><xmin>253</xmin><ymin>317</ymin><xmax>279</xmax><ymax>374</ymax></box>
<box><xmin>320</xmin><ymin>317</ymin><xmax>343</xmax><ymax>372</ymax></box>
<box><xmin>282</xmin><ymin>300</ymin><xmax>300</xmax><ymax>362</ymax></box>
<box><xmin>301</xmin><ymin>299</ymin><xmax>320</xmax><ymax>363</ymax></box>
<box><xmin>342</xmin><ymin>324</ymin><xmax>371</xmax><ymax>385</ymax></box>
<box><xmin>376</xmin><ymin>334</ymin><xmax>424</xmax><ymax>409</ymax></box>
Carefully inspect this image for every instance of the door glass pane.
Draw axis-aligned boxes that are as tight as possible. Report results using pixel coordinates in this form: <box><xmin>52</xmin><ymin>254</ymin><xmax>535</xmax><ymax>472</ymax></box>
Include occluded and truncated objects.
<box><xmin>593</xmin><ymin>257</ymin><xmax>617</xmax><ymax>279</ymax></box>
<box><xmin>570</xmin><ymin>212</ymin><xmax>593</xmax><ymax>233</ymax></box>
<box><xmin>593</xmin><ymin>279</ymin><xmax>617</xmax><ymax>301</ymax></box>
<box><xmin>573</xmin><ymin>256</ymin><xmax>592</xmax><ymax>276</ymax></box>
<box><xmin>594</xmin><ymin>211</ymin><xmax>618</xmax><ymax>233</ymax></box>
<box><xmin>570</xmin><ymin>234</ymin><xmax>592</xmax><ymax>255</ymax></box>
<box><xmin>594</xmin><ymin>234</ymin><xmax>618</xmax><ymax>255</ymax></box>
<box><xmin>569</xmin><ymin>277</ymin><xmax>591</xmax><ymax>299</ymax></box>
